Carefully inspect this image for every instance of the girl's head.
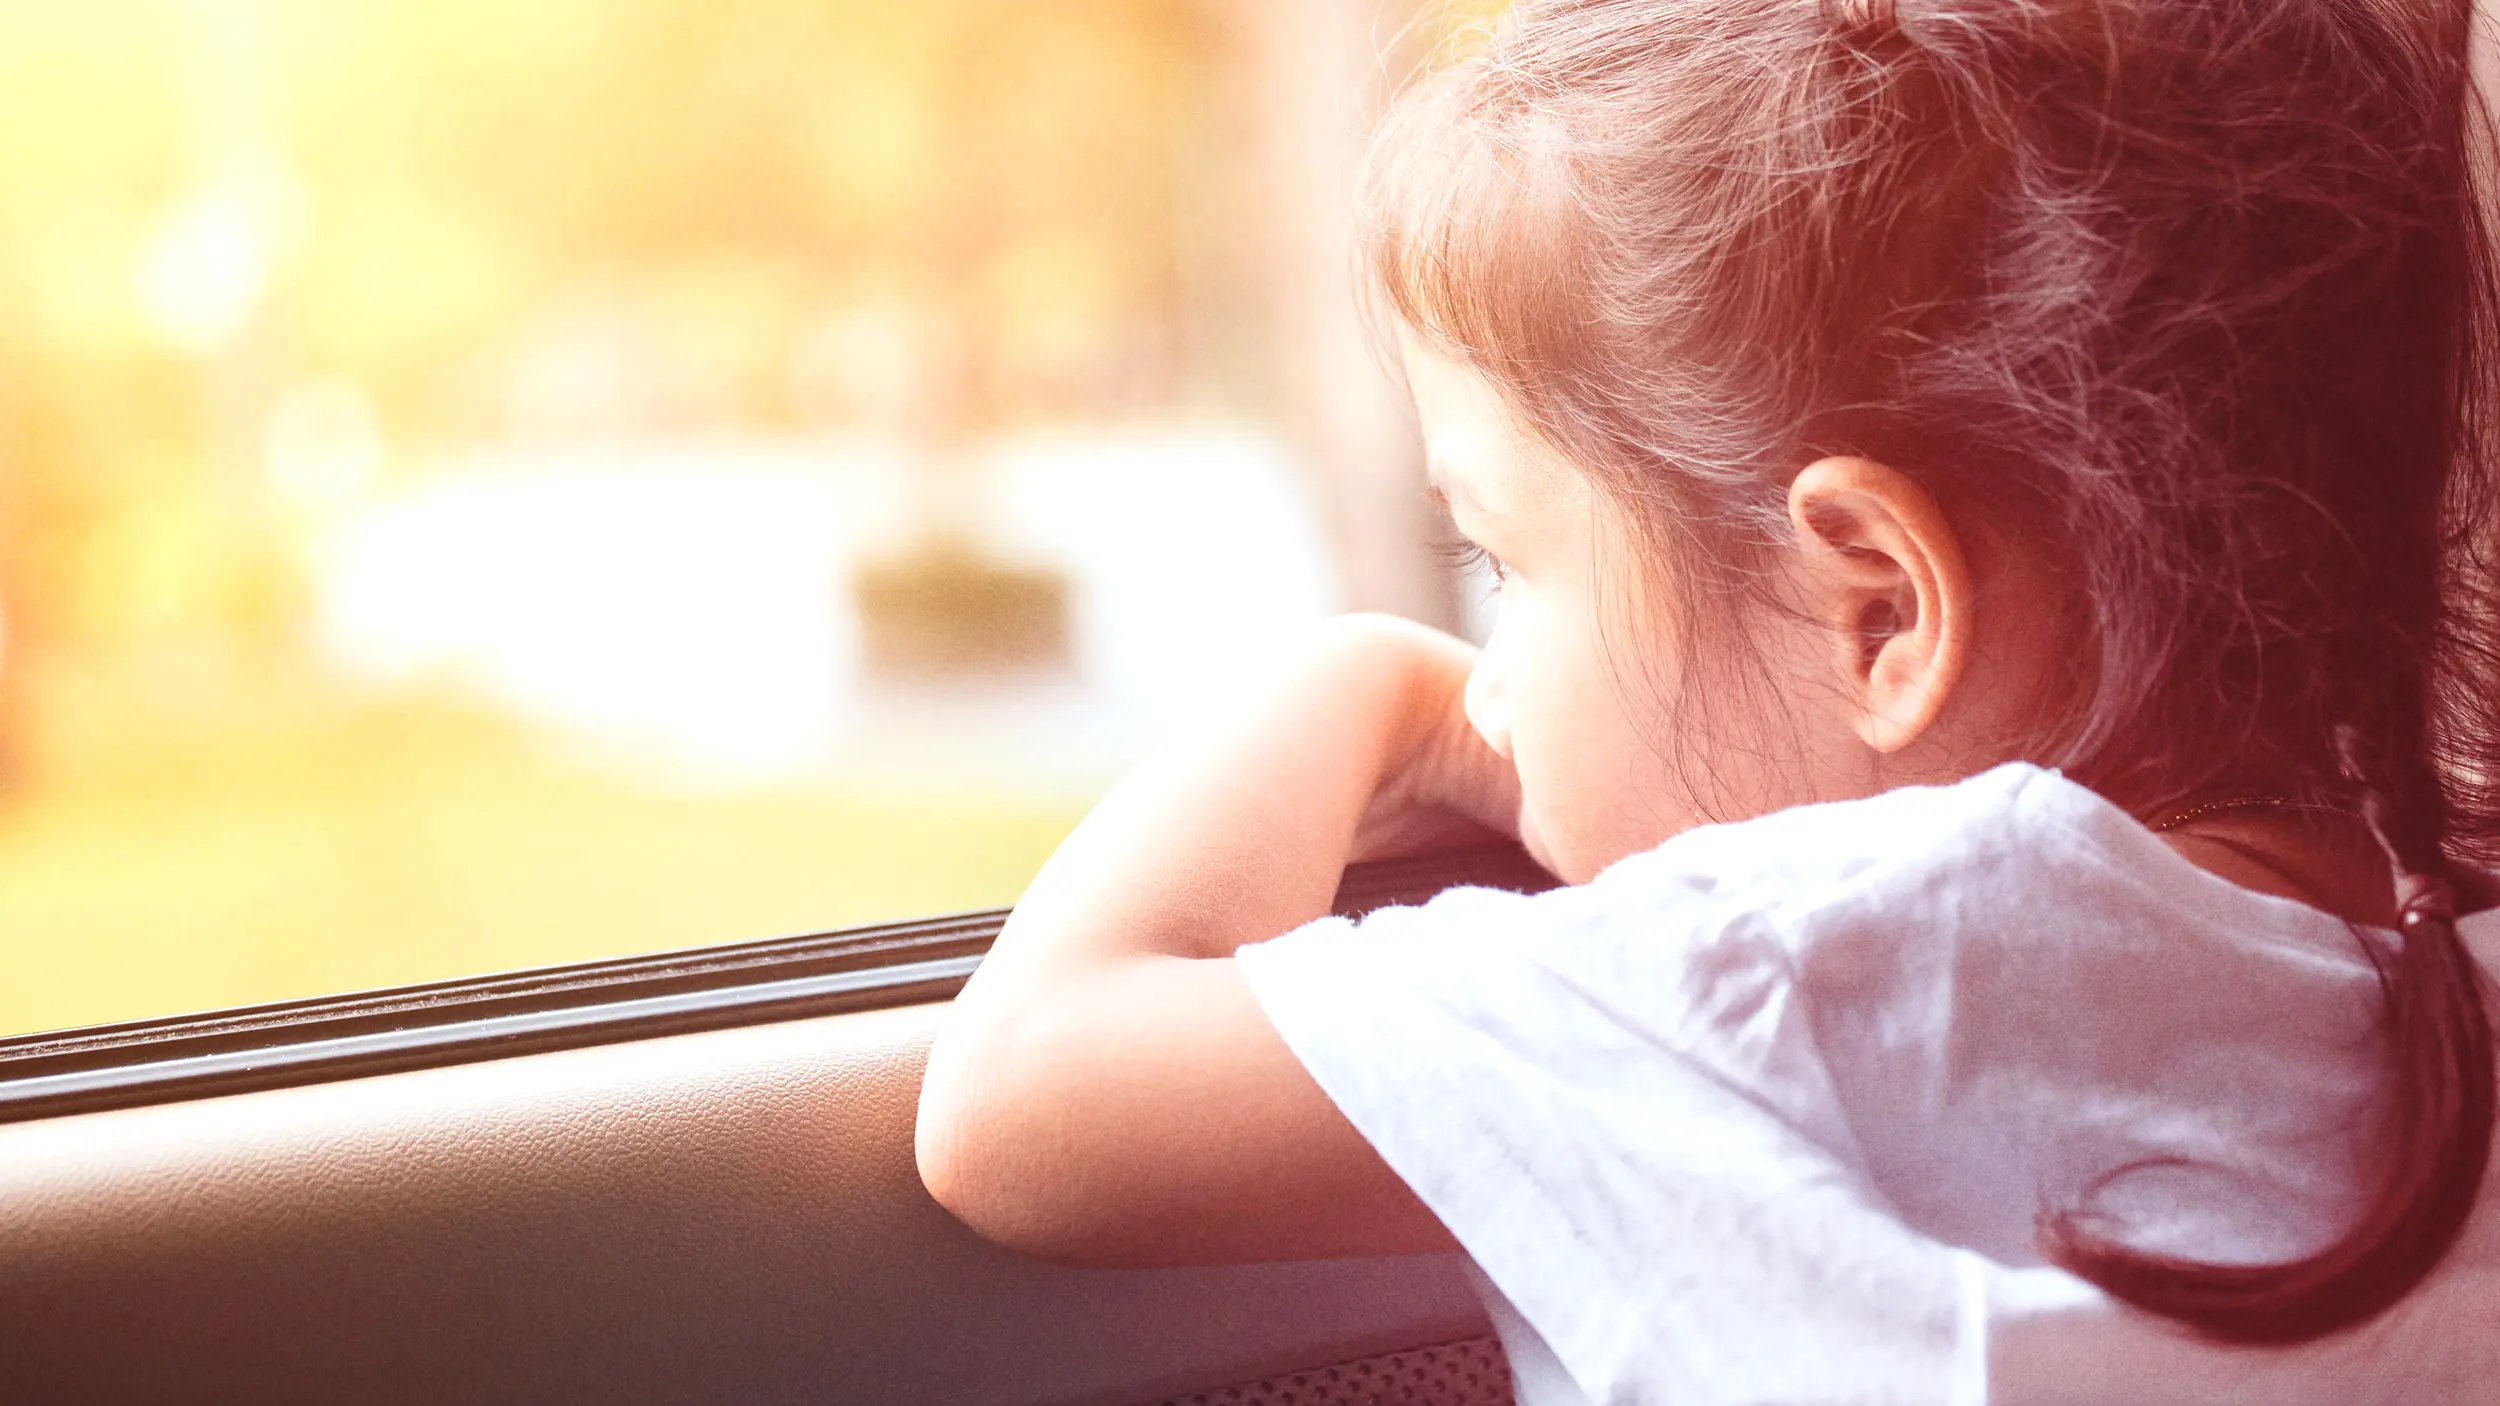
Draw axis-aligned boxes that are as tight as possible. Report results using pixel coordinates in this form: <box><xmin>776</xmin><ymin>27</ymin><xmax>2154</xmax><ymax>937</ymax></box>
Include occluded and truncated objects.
<box><xmin>1370</xmin><ymin>0</ymin><xmax>2496</xmax><ymax>1346</ymax></box>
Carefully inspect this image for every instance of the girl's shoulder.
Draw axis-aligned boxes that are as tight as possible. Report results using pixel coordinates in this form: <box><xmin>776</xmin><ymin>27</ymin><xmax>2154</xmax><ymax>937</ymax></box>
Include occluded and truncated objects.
<box><xmin>1259</xmin><ymin>759</ymin><xmax>2365</xmax><ymax>1012</ymax></box>
<box><xmin>1579</xmin><ymin>760</ymin><xmax>2276</xmax><ymax>956</ymax></box>
<box><xmin>1594</xmin><ymin>759</ymin><xmax>2370</xmax><ymax>955</ymax></box>
<box><xmin>1580</xmin><ymin>761</ymin><xmax>2384</xmax><ymax>1080</ymax></box>
<box><xmin>1235</xmin><ymin>764</ymin><xmax>2398</xmax><ymax>1398</ymax></box>
<box><xmin>1600</xmin><ymin>760</ymin><xmax>2123</xmax><ymax>892</ymax></box>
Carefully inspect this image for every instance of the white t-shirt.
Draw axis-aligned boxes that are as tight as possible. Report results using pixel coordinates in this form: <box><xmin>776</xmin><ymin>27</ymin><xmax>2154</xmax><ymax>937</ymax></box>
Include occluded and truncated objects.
<box><xmin>1235</xmin><ymin>762</ymin><xmax>2474</xmax><ymax>1406</ymax></box>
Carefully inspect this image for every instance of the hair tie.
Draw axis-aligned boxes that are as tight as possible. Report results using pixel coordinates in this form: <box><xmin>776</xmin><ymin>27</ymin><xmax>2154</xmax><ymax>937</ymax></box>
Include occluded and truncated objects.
<box><xmin>2396</xmin><ymin>871</ymin><xmax>2456</xmax><ymax>929</ymax></box>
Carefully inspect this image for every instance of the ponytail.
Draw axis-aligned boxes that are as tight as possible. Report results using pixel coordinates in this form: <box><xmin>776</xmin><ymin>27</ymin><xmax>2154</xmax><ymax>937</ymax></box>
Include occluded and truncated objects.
<box><xmin>2042</xmin><ymin>727</ymin><xmax>2496</xmax><ymax>1343</ymax></box>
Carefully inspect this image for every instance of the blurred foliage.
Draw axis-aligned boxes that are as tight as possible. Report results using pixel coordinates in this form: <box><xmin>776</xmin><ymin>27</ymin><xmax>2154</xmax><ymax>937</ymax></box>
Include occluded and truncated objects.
<box><xmin>0</xmin><ymin>0</ymin><xmax>1219</xmax><ymax>1033</ymax></box>
<box><xmin>0</xmin><ymin>0</ymin><xmax>1212</xmax><ymax>775</ymax></box>
<box><xmin>0</xmin><ymin>687</ymin><xmax>1080</xmax><ymax>1034</ymax></box>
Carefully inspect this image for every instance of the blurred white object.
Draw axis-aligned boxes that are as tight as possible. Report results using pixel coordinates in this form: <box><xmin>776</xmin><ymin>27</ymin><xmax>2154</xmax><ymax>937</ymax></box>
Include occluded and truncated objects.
<box><xmin>311</xmin><ymin>429</ymin><xmax>1341</xmax><ymax>792</ymax></box>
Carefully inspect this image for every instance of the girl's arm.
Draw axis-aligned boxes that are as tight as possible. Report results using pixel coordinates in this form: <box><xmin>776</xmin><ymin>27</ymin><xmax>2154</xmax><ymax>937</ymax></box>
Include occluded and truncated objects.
<box><xmin>914</xmin><ymin>613</ymin><xmax>1521</xmax><ymax>1266</ymax></box>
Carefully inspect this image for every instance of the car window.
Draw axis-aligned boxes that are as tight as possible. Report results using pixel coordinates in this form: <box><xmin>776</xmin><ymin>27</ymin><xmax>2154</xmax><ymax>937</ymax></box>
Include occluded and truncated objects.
<box><xmin>0</xmin><ymin>0</ymin><xmax>1487</xmax><ymax>1039</ymax></box>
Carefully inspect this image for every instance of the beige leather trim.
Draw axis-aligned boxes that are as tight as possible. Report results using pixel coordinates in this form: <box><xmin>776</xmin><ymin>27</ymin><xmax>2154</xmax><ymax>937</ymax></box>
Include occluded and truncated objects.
<box><xmin>0</xmin><ymin>1002</ymin><xmax>1484</xmax><ymax>1406</ymax></box>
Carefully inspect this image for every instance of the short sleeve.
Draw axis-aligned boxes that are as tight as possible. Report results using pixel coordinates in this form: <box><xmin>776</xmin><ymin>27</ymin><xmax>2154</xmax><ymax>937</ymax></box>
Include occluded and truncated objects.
<box><xmin>1234</xmin><ymin>759</ymin><xmax>2389</xmax><ymax>1403</ymax></box>
<box><xmin>1236</xmin><ymin>868</ymin><xmax>1984</xmax><ymax>1405</ymax></box>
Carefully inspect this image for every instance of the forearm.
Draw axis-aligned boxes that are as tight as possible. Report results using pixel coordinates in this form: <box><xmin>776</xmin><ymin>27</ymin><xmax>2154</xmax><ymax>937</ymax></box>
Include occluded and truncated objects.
<box><xmin>929</xmin><ymin>616</ymin><xmax>1437</xmax><ymax>1106</ymax></box>
<box><xmin>977</xmin><ymin>616</ymin><xmax>1429</xmax><ymax>984</ymax></box>
<box><xmin>914</xmin><ymin>616</ymin><xmax>1489</xmax><ymax>1261</ymax></box>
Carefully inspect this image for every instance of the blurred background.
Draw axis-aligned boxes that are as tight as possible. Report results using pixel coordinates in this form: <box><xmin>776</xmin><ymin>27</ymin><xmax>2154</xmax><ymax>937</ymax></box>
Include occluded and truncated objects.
<box><xmin>0</xmin><ymin>0</ymin><xmax>1503</xmax><ymax>1037</ymax></box>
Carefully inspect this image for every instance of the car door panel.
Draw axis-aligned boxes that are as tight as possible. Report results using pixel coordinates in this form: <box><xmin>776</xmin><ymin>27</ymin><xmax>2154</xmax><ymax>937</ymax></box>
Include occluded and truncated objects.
<box><xmin>0</xmin><ymin>999</ymin><xmax>1489</xmax><ymax>1405</ymax></box>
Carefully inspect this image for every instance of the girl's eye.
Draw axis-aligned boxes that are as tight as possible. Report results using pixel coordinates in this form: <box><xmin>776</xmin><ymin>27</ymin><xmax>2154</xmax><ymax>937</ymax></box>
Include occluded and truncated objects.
<box><xmin>1435</xmin><ymin>535</ymin><xmax>1510</xmax><ymax>586</ymax></box>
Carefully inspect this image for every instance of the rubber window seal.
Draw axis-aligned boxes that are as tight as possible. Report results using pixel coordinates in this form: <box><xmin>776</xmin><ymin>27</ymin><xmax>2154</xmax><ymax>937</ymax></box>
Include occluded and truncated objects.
<box><xmin>0</xmin><ymin>841</ymin><xmax>1554</xmax><ymax>1124</ymax></box>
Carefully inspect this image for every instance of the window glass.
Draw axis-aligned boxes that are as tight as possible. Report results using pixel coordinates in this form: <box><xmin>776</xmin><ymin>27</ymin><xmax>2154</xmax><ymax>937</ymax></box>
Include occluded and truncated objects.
<box><xmin>0</xmin><ymin>0</ymin><xmax>1484</xmax><ymax>1037</ymax></box>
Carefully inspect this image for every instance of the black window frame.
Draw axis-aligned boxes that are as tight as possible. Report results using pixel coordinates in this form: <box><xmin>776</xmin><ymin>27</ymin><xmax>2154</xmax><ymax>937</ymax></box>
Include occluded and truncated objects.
<box><xmin>0</xmin><ymin>842</ymin><xmax>1555</xmax><ymax>1124</ymax></box>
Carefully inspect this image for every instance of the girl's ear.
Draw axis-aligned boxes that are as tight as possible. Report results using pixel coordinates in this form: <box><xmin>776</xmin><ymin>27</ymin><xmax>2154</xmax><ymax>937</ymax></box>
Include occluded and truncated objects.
<box><xmin>1785</xmin><ymin>457</ymin><xmax>1972</xmax><ymax>754</ymax></box>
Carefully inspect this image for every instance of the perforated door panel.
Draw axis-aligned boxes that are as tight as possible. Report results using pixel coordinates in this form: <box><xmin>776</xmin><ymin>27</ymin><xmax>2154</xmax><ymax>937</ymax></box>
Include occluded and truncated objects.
<box><xmin>1158</xmin><ymin>1336</ymin><xmax>1511</xmax><ymax>1406</ymax></box>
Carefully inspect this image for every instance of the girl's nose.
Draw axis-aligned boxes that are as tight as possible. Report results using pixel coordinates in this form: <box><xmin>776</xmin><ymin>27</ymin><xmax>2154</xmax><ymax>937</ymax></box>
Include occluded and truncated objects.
<box><xmin>1463</xmin><ymin>652</ymin><xmax>1514</xmax><ymax>761</ymax></box>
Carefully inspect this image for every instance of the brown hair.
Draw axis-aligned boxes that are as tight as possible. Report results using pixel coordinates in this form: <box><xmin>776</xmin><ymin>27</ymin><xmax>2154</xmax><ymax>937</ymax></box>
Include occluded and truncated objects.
<box><xmin>1365</xmin><ymin>0</ymin><xmax>2499</xmax><ymax>1344</ymax></box>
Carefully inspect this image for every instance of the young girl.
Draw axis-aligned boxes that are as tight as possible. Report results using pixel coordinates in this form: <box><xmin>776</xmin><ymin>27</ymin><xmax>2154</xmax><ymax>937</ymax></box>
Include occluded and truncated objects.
<box><xmin>917</xmin><ymin>0</ymin><xmax>2500</xmax><ymax>1399</ymax></box>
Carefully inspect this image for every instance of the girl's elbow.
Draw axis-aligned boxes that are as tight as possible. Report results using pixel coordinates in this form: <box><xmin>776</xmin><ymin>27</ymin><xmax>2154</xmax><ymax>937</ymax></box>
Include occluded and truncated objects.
<box><xmin>914</xmin><ymin>1040</ymin><xmax>1104</xmax><ymax>1263</ymax></box>
<box><xmin>913</xmin><ymin>1066</ymin><xmax>1017</xmax><ymax>1241</ymax></box>
<box><xmin>913</xmin><ymin>1109</ymin><xmax>1115</xmax><ymax>1265</ymax></box>
<box><xmin>911</xmin><ymin>1093</ymin><xmax>975</xmax><ymax>1217</ymax></box>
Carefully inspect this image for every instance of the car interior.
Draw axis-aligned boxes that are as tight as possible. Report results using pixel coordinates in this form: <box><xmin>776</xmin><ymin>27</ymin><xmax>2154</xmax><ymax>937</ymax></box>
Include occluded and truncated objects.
<box><xmin>0</xmin><ymin>846</ymin><xmax>1550</xmax><ymax>1406</ymax></box>
<box><xmin>0</xmin><ymin>4</ymin><xmax>1521</xmax><ymax>1397</ymax></box>
<box><xmin>13</xmin><ymin>3</ymin><xmax>2500</xmax><ymax>1402</ymax></box>
<box><xmin>13</xmin><ymin>844</ymin><xmax>2500</xmax><ymax>1406</ymax></box>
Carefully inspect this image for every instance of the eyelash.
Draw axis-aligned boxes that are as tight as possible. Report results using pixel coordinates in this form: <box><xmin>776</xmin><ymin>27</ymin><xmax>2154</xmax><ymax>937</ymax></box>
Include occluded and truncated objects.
<box><xmin>1435</xmin><ymin>535</ymin><xmax>1510</xmax><ymax>585</ymax></box>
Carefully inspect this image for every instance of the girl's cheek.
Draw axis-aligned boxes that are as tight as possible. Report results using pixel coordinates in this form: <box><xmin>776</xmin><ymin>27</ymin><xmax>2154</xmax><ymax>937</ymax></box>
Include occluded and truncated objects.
<box><xmin>1463</xmin><ymin>619</ymin><xmax>1516</xmax><ymax>762</ymax></box>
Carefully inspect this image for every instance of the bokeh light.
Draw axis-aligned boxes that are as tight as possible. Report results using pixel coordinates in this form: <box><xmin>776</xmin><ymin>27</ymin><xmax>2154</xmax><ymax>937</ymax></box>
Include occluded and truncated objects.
<box><xmin>0</xmin><ymin>0</ymin><xmax>1485</xmax><ymax>1036</ymax></box>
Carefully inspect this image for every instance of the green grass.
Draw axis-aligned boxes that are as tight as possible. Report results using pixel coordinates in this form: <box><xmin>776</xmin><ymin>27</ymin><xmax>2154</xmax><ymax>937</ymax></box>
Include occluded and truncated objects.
<box><xmin>0</xmin><ymin>695</ymin><xmax>1084</xmax><ymax>1038</ymax></box>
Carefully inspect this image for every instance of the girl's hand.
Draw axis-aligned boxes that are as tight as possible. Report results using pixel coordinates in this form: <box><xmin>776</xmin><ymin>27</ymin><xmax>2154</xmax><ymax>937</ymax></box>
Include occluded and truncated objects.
<box><xmin>915</xmin><ymin>614</ymin><xmax>1523</xmax><ymax>1266</ymax></box>
<box><xmin>1344</xmin><ymin>621</ymin><xmax>1524</xmax><ymax>863</ymax></box>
